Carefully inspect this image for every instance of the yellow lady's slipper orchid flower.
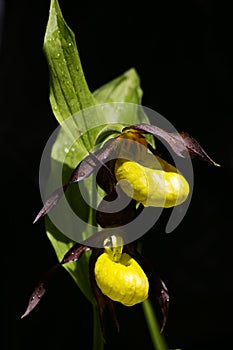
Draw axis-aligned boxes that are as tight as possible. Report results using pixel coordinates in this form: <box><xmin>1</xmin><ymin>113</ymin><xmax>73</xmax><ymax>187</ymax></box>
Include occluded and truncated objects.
<box><xmin>95</xmin><ymin>251</ymin><xmax>149</xmax><ymax>306</ymax></box>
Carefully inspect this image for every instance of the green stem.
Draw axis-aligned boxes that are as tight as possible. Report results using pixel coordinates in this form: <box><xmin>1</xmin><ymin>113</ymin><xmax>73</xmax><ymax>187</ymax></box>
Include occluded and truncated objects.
<box><xmin>142</xmin><ymin>299</ymin><xmax>168</xmax><ymax>350</ymax></box>
<box><xmin>92</xmin><ymin>304</ymin><xmax>104</xmax><ymax>350</ymax></box>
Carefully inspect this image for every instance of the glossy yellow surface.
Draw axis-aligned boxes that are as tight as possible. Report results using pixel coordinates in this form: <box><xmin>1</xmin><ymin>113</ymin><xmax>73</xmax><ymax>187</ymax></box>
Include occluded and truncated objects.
<box><xmin>115</xmin><ymin>155</ymin><xmax>189</xmax><ymax>207</ymax></box>
<box><xmin>94</xmin><ymin>252</ymin><xmax>149</xmax><ymax>306</ymax></box>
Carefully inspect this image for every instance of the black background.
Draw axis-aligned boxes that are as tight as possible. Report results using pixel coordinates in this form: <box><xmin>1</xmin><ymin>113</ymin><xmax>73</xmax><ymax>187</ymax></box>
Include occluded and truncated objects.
<box><xmin>1</xmin><ymin>1</ymin><xmax>233</xmax><ymax>349</ymax></box>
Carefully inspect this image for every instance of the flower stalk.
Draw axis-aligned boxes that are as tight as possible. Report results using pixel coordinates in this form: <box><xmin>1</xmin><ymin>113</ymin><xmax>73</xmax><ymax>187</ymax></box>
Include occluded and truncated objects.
<box><xmin>142</xmin><ymin>299</ymin><xmax>168</xmax><ymax>350</ymax></box>
<box><xmin>93</xmin><ymin>304</ymin><xmax>105</xmax><ymax>350</ymax></box>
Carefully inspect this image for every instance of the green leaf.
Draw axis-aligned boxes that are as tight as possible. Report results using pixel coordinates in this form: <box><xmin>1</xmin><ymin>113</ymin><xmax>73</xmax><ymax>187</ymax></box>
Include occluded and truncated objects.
<box><xmin>44</xmin><ymin>0</ymin><xmax>96</xmax><ymax>124</ymax></box>
<box><xmin>93</xmin><ymin>67</ymin><xmax>143</xmax><ymax>104</ymax></box>
<box><xmin>93</xmin><ymin>69</ymin><xmax>155</xmax><ymax>147</ymax></box>
<box><xmin>43</xmin><ymin>0</ymin><xmax>93</xmax><ymax>304</ymax></box>
<box><xmin>44</xmin><ymin>0</ymin><xmax>106</xmax><ymax>153</ymax></box>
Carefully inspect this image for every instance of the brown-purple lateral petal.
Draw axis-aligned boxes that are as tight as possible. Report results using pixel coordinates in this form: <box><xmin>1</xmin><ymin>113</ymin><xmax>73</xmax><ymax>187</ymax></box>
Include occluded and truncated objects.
<box><xmin>158</xmin><ymin>280</ymin><xmax>169</xmax><ymax>333</ymax></box>
<box><xmin>33</xmin><ymin>138</ymin><xmax>121</xmax><ymax>223</ymax></box>
<box><xmin>21</xmin><ymin>245</ymin><xmax>90</xmax><ymax>319</ymax></box>
<box><xmin>68</xmin><ymin>138</ymin><xmax>120</xmax><ymax>184</ymax></box>
<box><xmin>123</xmin><ymin>124</ymin><xmax>189</xmax><ymax>158</ymax></box>
<box><xmin>21</xmin><ymin>282</ymin><xmax>46</xmax><ymax>319</ymax></box>
<box><xmin>177</xmin><ymin>131</ymin><xmax>220</xmax><ymax>166</ymax></box>
<box><xmin>33</xmin><ymin>185</ymin><xmax>68</xmax><ymax>223</ymax></box>
<box><xmin>96</xmin><ymin>160</ymin><xmax>116</xmax><ymax>194</ymax></box>
<box><xmin>124</xmin><ymin>123</ymin><xmax>220</xmax><ymax>166</ymax></box>
<box><xmin>61</xmin><ymin>244</ymin><xmax>90</xmax><ymax>264</ymax></box>
<box><xmin>21</xmin><ymin>264</ymin><xmax>60</xmax><ymax>319</ymax></box>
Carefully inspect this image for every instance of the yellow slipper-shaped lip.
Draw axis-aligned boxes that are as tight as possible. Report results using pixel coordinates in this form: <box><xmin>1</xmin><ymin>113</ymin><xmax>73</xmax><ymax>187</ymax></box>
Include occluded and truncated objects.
<box><xmin>95</xmin><ymin>252</ymin><xmax>149</xmax><ymax>307</ymax></box>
